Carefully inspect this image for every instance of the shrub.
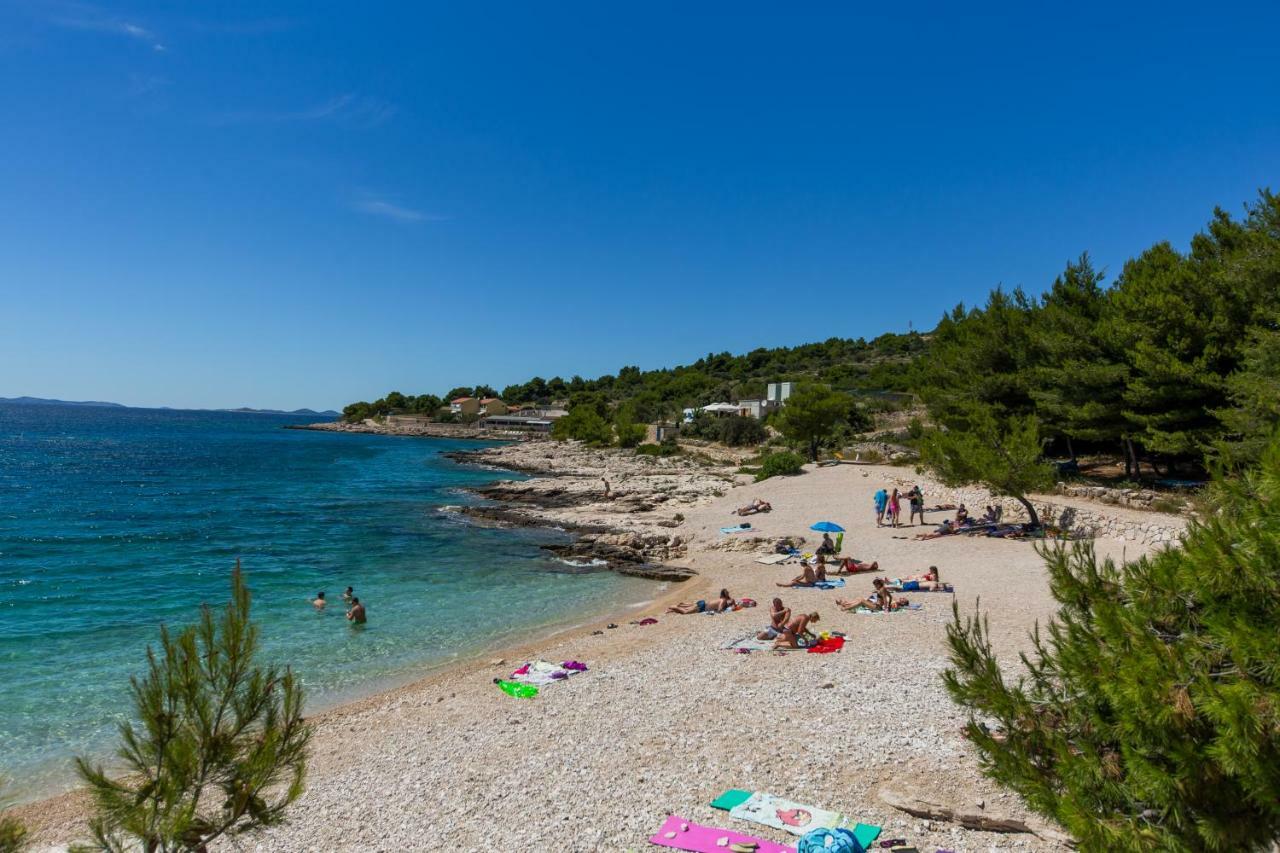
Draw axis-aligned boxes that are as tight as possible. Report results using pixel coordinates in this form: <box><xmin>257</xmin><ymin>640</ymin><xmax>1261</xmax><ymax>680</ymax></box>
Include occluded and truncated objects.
<box><xmin>613</xmin><ymin>407</ymin><xmax>647</xmax><ymax>448</ymax></box>
<box><xmin>944</xmin><ymin>432</ymin><xmax>1280</xmax><ymax>851</ymax></box>
<box><xmin>552</xmin><ymin>406</ymin><xmax>613</xmax><ymax>445</ymax></box>
<box><xmin>754</xmin><ymin>451</ymin><xmax>806</xmax><ymax>481</ymax></box>
<box><xmin>635</xmin><ymin>442</ymin><xmax>680</xmax><ymax>457</ymax></box>
<box><xmin>76</xmin><ymin>562</ymin><xmax>311</xmax><ymax>852</ymax></box>
<box><xmin>718</xmin><ymin>416</ymin><xmax>767</xmax><ymax>447</ymax></box>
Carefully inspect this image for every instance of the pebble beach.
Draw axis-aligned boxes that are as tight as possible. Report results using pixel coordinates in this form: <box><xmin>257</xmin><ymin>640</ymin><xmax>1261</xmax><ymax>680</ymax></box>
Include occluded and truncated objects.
<box><xmin>19</xmin><ymin>442</ymin><xmax>1185</xmax><ymax>852</ymax></box>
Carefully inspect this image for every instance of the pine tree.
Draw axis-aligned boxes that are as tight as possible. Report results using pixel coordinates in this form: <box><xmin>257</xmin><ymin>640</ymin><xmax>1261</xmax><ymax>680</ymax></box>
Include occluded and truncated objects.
<box><xmin>773</xmin><ymin>382</ymin><xmax>854</xmax><ymax>461</ymax></box>
<box><xmin>943</xmin><ymin>432</ymin><xmax>1280</xmax><ymax>851</ymax></box>
<box><xmin>74</xmin><ymin>562</ymin><xmax>311</xmax><ymax>853</ymax></box>
<box><xmin>918</xmin><ymin>403</ymin><xmax>1055</xmax><ymax>527</ymax></box>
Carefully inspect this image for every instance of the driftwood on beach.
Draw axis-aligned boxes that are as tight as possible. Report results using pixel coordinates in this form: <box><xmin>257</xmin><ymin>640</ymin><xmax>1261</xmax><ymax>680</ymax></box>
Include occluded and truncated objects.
<box><xmin>878</xmin><ymin>788</ymin><xmax>1076</xmax><ymax>845</ymax></box>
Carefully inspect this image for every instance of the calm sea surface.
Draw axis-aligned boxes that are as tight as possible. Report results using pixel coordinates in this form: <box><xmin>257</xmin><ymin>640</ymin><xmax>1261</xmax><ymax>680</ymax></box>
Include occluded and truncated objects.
<box><xmin>0</xmin><ymin>404</ymin><xmax>655</xmax><ymax>799</ymax></box>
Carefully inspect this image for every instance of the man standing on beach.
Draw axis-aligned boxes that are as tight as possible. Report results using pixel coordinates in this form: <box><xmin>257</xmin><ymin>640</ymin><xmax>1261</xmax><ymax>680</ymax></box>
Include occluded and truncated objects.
<box><xmin>346</xmin><ymin>597</ymin><xmax>367</xmax><ymax>624</ymax></box>
<box><xmin>908</xmin><ymin>485</ymin><xmax>925</xmax><ymax>526</ymax></box>
<box><xmin>873</xmin><ymin>488</ymin><xmax>888</xmax><ymax>526</ymax></box>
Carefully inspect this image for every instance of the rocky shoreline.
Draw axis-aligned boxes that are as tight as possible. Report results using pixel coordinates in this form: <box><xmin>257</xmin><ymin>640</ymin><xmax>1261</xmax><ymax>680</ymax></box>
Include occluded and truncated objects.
<box><xmin>446</xmin><ymin>442</ymin><xmax>740</xmax><ymax>582</ymax></box>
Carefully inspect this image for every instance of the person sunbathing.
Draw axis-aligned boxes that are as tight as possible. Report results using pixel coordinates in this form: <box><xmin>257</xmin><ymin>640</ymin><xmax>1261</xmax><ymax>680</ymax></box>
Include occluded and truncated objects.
<box><xmin>757</xmin><ymin>597</ymin><xmax>792</xmax><ymax>640</ymax></box>
<box><xmin>915</xmin><ymin>519</ymin><xmax>956</xmax><ymax>540</ymax></box>
<box><xmin>734</xmin><ymin>498</ymin><xmax>772</xmax><ymax>516</ymax></box>
<box><xmin>667</xmin><ymin>588</ymin><xmax>735</xmax><ymax>614</ymax></box>
<box><xmin>955</xmin><ymin>505</ymin><xmax>970</xmax><ymax>525</ymax></box>
<box><xmin>836</xmin><ymin>578</ymin><xmax>897</xmax><ymax>612</ymax></box>
<box><xmin>778</xmin><ymin>564</ymin><xmax>817</xmax><ymax>587</ymax></box>
<box><xmin>773</xmin><ymin>611</ymin><xmax>820</xmax><ymax>649</ymax></box>
<box><xmin>833</xmin><ymin>556</ymin><xmax>879</xmax><ymax>574</ymax></box>
<box><xmin>885</xmin><ymin>567</ymin><xmax>952</xmax><ymax>592</ymax></box>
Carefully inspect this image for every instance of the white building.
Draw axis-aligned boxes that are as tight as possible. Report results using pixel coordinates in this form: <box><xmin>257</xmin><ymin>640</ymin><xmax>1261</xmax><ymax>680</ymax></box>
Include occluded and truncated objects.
<box><xmin>765</xmin><ymin>382</ymin><xmax>794</xmax><ymax>405</ymax></box>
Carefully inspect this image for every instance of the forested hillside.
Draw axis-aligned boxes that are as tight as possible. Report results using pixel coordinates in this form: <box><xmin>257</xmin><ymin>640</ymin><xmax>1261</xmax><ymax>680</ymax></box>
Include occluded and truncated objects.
<box><xmin>342</xmin><ymin>191</ymin><xmax>1280</xmax><ymax>475</ymax></box>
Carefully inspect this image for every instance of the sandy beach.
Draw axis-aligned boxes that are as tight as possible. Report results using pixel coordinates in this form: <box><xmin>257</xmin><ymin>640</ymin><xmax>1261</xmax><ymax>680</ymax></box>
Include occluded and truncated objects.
<box><xmin>18</xmin><ymin>443</ymin><xmax>1186</xmax><ymax>852</ymax></box>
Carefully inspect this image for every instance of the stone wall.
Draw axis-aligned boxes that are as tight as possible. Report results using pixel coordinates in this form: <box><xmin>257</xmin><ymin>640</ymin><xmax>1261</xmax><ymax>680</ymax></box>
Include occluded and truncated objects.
<box><xmin>882</xmin><ymin>476</ymin><xmax>1187</xmax><ymax>548</ymax></box>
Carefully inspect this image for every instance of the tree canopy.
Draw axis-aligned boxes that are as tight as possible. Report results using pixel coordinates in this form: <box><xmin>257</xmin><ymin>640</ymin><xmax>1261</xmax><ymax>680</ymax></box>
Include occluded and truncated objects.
<box><xmin>944</xmin><ymin>430</ymin><xmax>1280</xmax><ymax>851</ymax></box>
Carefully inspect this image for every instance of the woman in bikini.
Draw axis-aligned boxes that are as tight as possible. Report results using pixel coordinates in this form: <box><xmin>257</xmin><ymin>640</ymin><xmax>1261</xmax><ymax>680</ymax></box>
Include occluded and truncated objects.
<box><xmin>888</xmin><ymin>488</ymin><xmax>902</xmax><ymax>527</ymax></box>
<box><xmin>757</xmin><ymin>597</ymin><xmax>792</xmax><ymax>640</ymax></box>
<box><xmin>886</xmin><ymin>566</ymin><xmax>952</xmax><ymax>591</ymax></box>
<box><xmin>667</xmin><ymin>588</ymin><xmax>735</xmax><ymax>614</ymax></box>
<box><xmin>778</xmin><ymin>563</ymin><xmax>818</xmax><ymax>587</ymax></box>
<box><xmin>834</xmin><ymin>556</ymin><xmax>879</xmax><ymax>574</ymax></box>
<box><xmin>773</xmin><ymin>611</ymin><xmax>820</xmax><ymax>649</ymax></box>
<box><xmin>836</xmin><ymin>578</ymin><xmax>898</xmax><ymax>612</ymax></box>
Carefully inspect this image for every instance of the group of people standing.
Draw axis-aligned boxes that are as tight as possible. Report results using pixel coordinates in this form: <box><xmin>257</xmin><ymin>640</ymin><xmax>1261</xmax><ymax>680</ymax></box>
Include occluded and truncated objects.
<box><xmin>873</xmin><ymin>484</ymin><xmax>925</xmax><ymax>527</ymax></box>
<box><xmin>312</xmin><ymin>586</ymin><xmax>367</xmax><ymax>624</ymax></box>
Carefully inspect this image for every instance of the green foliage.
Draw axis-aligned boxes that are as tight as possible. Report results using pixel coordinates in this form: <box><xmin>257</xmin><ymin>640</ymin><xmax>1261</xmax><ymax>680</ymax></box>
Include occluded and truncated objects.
<box><xmin>754</xmin><ymin>450</ymin><xmax>806</xmax><ymax>481</ymax></box>
<box><xmin>635</xmin><ymin>442</ymin><xmax>680</xmax><ymax>457</ymax></box>
<box><xmin>919</xmin><ymin>403</ymin><xmax>1054</xmax><ymax>527</ymax></box>
<box><xmin>684</xmin><ymin>413</ymin><xmax>767</xmax><ymax>447</ymax></box>
<box><xmin>612</xmin><ymin>405</ymin><xmax>647</xmax><ymax>448</ymax></box>
<box><xmin>74</xmin><ymin>564</ymin><xmax>311</xmax><ymax>853</ymax></box>
<box><xmin>551</xmin><ymin>406</ymin><xmax>613</xmax><ymax>446</ymax></box>
<box><xmin>943</xmin><ymin>431</ymin><xmax>1280</xmax><ymax>851</ymax></box>
<box><xmin>773</xmin><ymin>382</ymin><xmax>854</xmax><ymax>461</ymax></box>
<box><xmin>0</xmin><ymin>797</ymin><xmax>26</xmax><ymax>853</ymax></box>
<box><xmin>1217</xmin><ymin>319</ymin><xmax>1280</xmax><ymax>467</ymax></box>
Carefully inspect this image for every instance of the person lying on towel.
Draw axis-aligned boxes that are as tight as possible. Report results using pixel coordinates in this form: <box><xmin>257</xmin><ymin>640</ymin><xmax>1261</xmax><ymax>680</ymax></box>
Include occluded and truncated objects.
<box><xmin>773</xmin><ymin>611</ymin><xmax>820</xmax><ymax>649</ymax></box>
<box><xmin>757</xmin><ymin>597</ymin><xmax>792</xmax><ymax>640</ymax></box>
<box><xmin>667</xmin><ymin>588</ymin><xmax>735</xmax><ymax>614</ymax></box>
<box><xmin>734</xmin><ymin>498</ymin><xmax>772</xmax><ymax>516</ymax></box>
<box><xmin>832</xmin><ymin>555</ymin><xmax>878</xmax><ymax>574</ymax></box>
<box><xmin>915</xmin><ymin>519</ymin><xmax>957</xmax><ymax>540</ymax></box>
<box><xmin>884</xmin><ymin>566</ymin><xmax>952</xmax><ymax>592</ymax></box>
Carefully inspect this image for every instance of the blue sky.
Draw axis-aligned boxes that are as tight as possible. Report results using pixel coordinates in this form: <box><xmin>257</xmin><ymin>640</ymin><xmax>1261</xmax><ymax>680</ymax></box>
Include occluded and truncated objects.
<box><xmin>2</xmin><ymin>1</ymin><xmax>1278</xmax><ymax>410</ymax></box>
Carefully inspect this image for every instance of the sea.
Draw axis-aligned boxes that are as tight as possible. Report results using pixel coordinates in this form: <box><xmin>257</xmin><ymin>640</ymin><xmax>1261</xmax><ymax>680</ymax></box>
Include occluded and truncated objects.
<box><xmin>0</xmin><ymin>403</ymin><xmax>657</xmax><ymax>800</ymax></box>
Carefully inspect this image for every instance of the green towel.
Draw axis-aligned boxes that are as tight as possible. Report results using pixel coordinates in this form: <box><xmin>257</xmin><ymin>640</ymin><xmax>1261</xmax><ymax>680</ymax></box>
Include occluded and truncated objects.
<box><xmin>710</xmin><ymin>789</ymin><xmax>753</xmax><ymax>810</ymax></box>
<box><xmin>853</xmin><ymin>822</ymin><xmax>881</xmax><ymax>848</ymax></box>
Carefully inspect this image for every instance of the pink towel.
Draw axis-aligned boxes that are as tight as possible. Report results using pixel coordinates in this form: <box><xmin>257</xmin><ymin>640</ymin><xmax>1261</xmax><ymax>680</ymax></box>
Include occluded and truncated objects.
<box><xmin>648</xmin><ymin>814</ymin><xmax>795</xmax><ymax>853</ymax></box>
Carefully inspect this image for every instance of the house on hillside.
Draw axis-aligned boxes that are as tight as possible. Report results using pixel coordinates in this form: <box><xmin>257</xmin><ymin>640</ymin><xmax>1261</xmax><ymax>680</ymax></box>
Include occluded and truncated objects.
<box><xmin>450</xmin><ymin>397</ymin><xmax>480</xmax><ymax>416</ymax></box>
<box><xmin>765</xmin><ymin>382</ymin><xmax>794</xmax><ymax>405</ymax></box>
<box><xmin>480</xmin><ymin>397</ymin><xmax>508</xmax><ymax>416</ymax></box>
<box><xmin>735</xmin><ymin>399</ymin><xmax>766</xmax><ymax>419</ymax></box>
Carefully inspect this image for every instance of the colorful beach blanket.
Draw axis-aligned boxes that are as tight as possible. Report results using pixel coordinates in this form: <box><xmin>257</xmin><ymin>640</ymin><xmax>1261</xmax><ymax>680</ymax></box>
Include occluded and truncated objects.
<box><xmin>849</xmin><ymin>603</ymin><xmax>923</xmax><ymax>615</ymax></box>
<box><xmin>712</xmin><ymin>791</ymin><xmax>881</xmax><ymax>846</ymax></box>
<box><xmin>508</xmin><ymin>660</ymin><xmax>586</xmax><ymax>686</ymax></box>
<box><xmin>649</xmin><ymin>814</ymin><xmax>794</xmax><ymax>853</ymax></box>
<box><xmin>721</xmin><ymin>525</ymin><xmax>754</xmax><ymax>534</ymax></box>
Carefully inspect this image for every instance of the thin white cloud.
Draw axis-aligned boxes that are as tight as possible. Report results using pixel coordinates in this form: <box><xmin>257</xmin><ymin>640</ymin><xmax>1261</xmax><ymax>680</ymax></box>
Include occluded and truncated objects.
<box><xmin>50</xmin><ymin>8</ymin><xmax>166</xmax><ymax>51</ymax></box>
<box><xmin>353</xmin><ymin>199</ymin><xmax>434</xmax><ymax>223</ymax></box>
<box><xmin>209</xmin><ymin>94</ymin><xmax>396</xmax><ymax>128</ymax></box>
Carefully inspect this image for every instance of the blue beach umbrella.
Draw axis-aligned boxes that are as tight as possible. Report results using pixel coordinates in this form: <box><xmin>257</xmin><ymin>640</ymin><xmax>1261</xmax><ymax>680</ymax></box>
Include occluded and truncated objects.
<box><xmin>810</xmin><ymin>521</ymin><xmax>845</xmax><ymax>533</ymax></box>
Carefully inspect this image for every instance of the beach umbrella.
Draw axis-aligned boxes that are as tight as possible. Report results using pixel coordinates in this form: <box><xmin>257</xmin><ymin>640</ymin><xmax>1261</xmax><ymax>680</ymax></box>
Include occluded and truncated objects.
<box><xmin>810</xmin><ymin>521</ymin><xmax>845</xmax><ymax>533</ymax></box>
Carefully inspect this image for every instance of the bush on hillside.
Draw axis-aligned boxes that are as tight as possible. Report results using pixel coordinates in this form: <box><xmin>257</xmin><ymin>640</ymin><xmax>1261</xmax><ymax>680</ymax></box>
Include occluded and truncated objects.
<box><xmin>552</xmin><ymin>406</ymin><xmax>613</xmax><ymax>446</ymax></box>
<box><xmin>944</xmin><ymin>431</ymin><xmax>1280</xmax><ymax>851</ymax></box>
<box><xmin>754</xmin><ymin>451</ymin><xmax>806</xmax><ymax>482</ymax></box>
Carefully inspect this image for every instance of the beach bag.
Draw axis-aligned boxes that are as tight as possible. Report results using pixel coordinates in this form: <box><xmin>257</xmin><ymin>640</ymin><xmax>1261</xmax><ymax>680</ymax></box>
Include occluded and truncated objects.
<box><xmin>798</xmin><ymin>827</ymin><xmax>864</xmax><ymax>853</ymax></box>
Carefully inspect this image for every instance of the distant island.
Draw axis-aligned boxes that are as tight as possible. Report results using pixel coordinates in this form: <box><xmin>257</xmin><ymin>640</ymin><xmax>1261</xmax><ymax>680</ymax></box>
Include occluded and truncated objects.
<box><xmin>0</xmin><ymin>397</ymin><xmax>338</xmax><ymax>417</ymax></box>
<box><xmin>0</xmin><ymin>396</ymin><xmax>126</xmax><ymax>408</ymax></box>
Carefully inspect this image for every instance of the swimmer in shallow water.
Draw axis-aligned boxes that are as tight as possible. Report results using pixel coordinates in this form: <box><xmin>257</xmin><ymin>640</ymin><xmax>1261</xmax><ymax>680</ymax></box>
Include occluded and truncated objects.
<box><xmin>312</xmin><ymin>591</ymin><xmax>326</xmax><ymax>609</ymax></box>
<box><xmin>342</xmin><ymin>586</ymin><xmax>354</xmax><ymax>602</ymax></box>
<box><xmin>346</xmin><ymin>597</ymin><xmax>366</xmax><ymax>624</ymax></box>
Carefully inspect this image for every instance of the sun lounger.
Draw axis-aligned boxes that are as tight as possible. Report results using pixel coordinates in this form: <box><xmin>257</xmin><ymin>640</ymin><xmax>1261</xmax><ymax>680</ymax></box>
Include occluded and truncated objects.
<box><xmin>649</xmin><ymin>814</ymin><xmax>794</xmax><ymax>853</ymax></box>
<box><xmin>710</xmin><ymin>790</ymin><xmax>881</xmax><ymax>846</ymax></box>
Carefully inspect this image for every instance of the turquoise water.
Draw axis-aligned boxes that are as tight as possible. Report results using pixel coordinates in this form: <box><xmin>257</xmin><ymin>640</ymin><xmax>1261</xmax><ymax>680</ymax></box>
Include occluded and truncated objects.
<box><xmin>0</xmin><ymin>404</ymin><xmax>655</xmax><ymax>799</ymax></box>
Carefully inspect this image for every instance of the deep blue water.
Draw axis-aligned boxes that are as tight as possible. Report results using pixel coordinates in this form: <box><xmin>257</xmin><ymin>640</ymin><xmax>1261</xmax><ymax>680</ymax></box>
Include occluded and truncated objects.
<box><xmin>0</xmin><ymin>404</ymin><xmax>654</xmax><ymax>798</ymax></box>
